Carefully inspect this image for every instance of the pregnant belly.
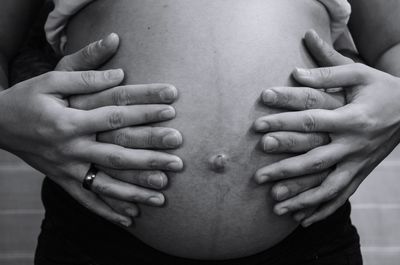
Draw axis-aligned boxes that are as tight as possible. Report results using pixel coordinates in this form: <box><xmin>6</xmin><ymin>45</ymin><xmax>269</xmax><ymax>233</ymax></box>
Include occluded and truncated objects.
<box><xmin>66</xmin><ymin>0</ymin><xmax>331</xmax><ymax>260</ymax></box>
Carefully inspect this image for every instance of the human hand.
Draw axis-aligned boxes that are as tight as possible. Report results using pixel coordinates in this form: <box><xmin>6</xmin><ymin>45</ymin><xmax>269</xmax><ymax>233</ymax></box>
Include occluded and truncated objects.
<box><xmin>0</xmin><ymin>33</ymin><xmax>182</xmax><ymax>226</ymax></box>
<box><xmin>253</xmin><ymin>30</ymin><xmax>400</xmax><ymax>227</ymax></box>
<box><xmin>57</xmin><ymin>34</ymin><xmax>184</xmax><ymax>224</ymax></box>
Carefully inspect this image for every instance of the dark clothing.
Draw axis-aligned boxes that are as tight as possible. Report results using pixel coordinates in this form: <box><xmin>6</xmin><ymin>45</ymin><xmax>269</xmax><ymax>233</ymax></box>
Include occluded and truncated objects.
<box><xmin>35</xmin><ymin>177</ymin><xmax>362</xmax><ymax>265</ymax></box>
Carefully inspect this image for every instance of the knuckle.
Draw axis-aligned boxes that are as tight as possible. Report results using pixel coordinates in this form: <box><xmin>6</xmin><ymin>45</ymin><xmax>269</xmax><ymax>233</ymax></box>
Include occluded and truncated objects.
<box><xmin>310</xmin><ymin>133</ymin><xmax>327</xmax><ymax>147</ymax></box>
<box><xmin>42</xmin><ymin>71</ymin><xmax>58</xmax><ymax>83</ymax></box>
<box><xmin>112</xmin><ymin>87</ymin><xmax>129</xmax><ymax>106</ymax></box>
<box><xmin>304</xmin><ymin>88</ymin><xmax>318</xmax><ymax>109</ymax></box>
<box><xmin>144</xmin><ymin>127</ymin><xmax>156</xmax><ymax>147</ymax></box>
<box><xmin>82</xmin><ymin>43</ymin><xmax>97</xmax><ymax>63</ymax></box>
<box><xmin>310</xmin><ymin>159</ymin><xmax>326</xmax><ymax>171</ymax></box>
<box><xmin>302</xmin><ymin>114</ymin><xmax>317</xmax><ymax>132</ymax></box>
<box><xmin>80</xmin><ymin>71</ymin><xmax>96</xmax><ymax>88</ymax></box>
<box><xmin>114</xmin><ymin>131</ymin><xmax>128</xmax><ymax>146</ymax></box>
<box><xmin>284</xmin><ymin>135</ymin><xmax>296</xmax><ymax>149</ymax></box>
<box><xmin>326</xmin><ymin>187</ymin><xmax>339</xmax><ymax>199</ymax></box>
<box><xmin>353</xmin><ymin>111</ymin><xmax>377</xmax><ymax>133</ymax></box>
<box><xmin>318</xmin><ymin>67</ymin><xmax>332</xmax><ymax>81</ymax></box>
<box><xmin>353</xmin><ymin>63</ymin><xmax>369</xmax><ymax>82</ymax></box>
<box><xmin>108</xmin><ymin>153</ymin><xmax>125</xmax><ymax>168</ymax></box>
<box><xmin>107</xmin><ymin>110</ymin><xmax>125</xmax><ymax>129</ymax></box>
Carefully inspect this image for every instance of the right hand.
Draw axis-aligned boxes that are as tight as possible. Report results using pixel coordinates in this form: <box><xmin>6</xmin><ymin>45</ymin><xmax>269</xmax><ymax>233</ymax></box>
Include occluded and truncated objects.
<box><xmin>0</xmin><ymin>33</ymin><xmax>183</xmax><ymax>226</ymax></box>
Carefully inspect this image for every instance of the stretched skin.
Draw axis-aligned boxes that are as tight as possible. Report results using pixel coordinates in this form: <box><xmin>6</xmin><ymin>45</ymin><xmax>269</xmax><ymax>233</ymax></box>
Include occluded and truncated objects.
<box><xmin>66</xmin><ymin>0</ymin><xmax>331</xmax><ymax>260</ymax></box>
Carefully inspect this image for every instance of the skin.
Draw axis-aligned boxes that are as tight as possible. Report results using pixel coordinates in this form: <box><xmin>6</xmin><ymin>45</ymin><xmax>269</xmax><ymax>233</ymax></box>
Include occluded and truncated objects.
<box><xmin>254</xmin><ymin>0</ymin><xmax>400</xmax><ymax>227</ymax></box>
<box><xmin>0</xmin><ymin>1</ymin><xmax>183</xmax><ymax>227</ymax></box>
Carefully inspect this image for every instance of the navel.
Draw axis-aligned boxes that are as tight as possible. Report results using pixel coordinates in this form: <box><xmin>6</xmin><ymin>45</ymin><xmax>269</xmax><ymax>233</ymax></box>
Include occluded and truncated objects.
<box><xmin>209</xmin><ymin>153</ymin><xmax>229</xmax><ymax>172</ymax></box>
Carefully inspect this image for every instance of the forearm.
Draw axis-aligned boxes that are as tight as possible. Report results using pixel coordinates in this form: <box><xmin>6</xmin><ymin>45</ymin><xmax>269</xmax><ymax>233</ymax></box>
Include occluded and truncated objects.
<box><xmin>348</xmin><ymin>0</ymin><xmax>400</xmax><ymax>75</ymax></box>
<box><xmin>374</xmin><ymin>43</ymin><xmax>400</xmax><ymax>77</ymax></box>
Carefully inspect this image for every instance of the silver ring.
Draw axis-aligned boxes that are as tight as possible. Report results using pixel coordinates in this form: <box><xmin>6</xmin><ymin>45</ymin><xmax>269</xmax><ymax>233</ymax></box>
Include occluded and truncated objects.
<box><xmin>82</xmin><ymin>166</ymin><xmax>98</xmax><ymax>191</ymax></box>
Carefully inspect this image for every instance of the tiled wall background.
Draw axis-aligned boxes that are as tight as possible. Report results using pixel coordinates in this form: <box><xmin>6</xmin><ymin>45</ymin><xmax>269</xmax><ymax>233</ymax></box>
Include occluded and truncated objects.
<box><xmin>0</xmin><ymin>148</ymin><xmax>399</xmax><ymax>265</ymax></box>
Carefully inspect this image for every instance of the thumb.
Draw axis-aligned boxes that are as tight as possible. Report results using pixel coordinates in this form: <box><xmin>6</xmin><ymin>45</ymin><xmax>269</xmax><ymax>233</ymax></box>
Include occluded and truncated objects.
<box><xmin>304</xmin><ymin>29</ymin><xmax>353</xmax><ymax>67</ymax></box>
<box><xmin>56</xmin><ymin>33</ymin><xmax>120</xmax><ymax>71</ymax></box>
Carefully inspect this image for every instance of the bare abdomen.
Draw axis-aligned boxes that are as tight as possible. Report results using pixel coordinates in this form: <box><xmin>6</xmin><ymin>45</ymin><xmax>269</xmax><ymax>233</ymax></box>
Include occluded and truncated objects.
<box><xmin>66</xmin><ymin>0</ymin><xmax>331</xmax><ymax>259</ymax></box>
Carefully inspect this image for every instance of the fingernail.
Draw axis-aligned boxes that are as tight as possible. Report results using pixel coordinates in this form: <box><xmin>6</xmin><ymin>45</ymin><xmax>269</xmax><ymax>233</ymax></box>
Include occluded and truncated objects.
<box><xmin>302</xmin><ymin>220</ymin><xmax>312</xmax><ymax>228</ymax></box>
<box><xmin>102</xmin><ymin>33</ymin><xmax>119</xmax><ymax>47</ymax></box>
<box><xmin>106</xmin><ymin>69</ymin><xmax>124</xmax><ymax>81</ymax></box>
<box><xmin>160</xmin><ymin>86</ymin><xmax>178</xmax><ymax>102</ymax></box>
<box><xmin>294</xmin><ymin>212</ymin><xmax>306</xmax><ymax>222</ymax></box>
<box><xmin>294</xmin><ymin>68</ymin><xmax>311</xmax><ymax>78</ymax></box>
<box><xmin>162</xmin><ymin>131</ymin><xmax>182</xmax><ymax>148</ymax></box>
<box><xmin>159</xmin><ymin>107</ymin><xmax>176</xmax><ymax>120</ymax></box>
<box><xmin>120</xmin><ymin>218</ymin><xmax>132</xmax><ymax>227</ymax></box>
<box><xmin>309</xmin><ymin>29</ymin><xmax>318</xmax><ymax>39</ymax></box>
<box><xmin>255</xmin><ymin>174</ymin><xmax>270</xmax><ymax>184</ymax></box>
<box><xmin>167</xmin><ymin>159</ymin><xmax>183</xmax><ymax>171</ymax></box>
<box><xmin>263</xmin><ymin>136</ymin><xmax>279</xmax><ymax>152</ymax></box>
<box><xmin>125</xmin><ymin>208</ymin><xmax>139</xmax><ymax>218</ymax></box>
<box><xmin>262</xmin><ymin>90</ymin><xmax>277</xmax><ymax>104</ymax></box>
<box><xmin>275</xmin><ymin>185</ymin><xmax>289</xmax><ymax>201</ymax></box>
<box><xmin>148</xmin><ymin>195</ymin><xmax>165</xmax><ymax>206</ymax></box>
<box><xmin>275</xmin><ymin>207</ymin><xmax>288</xmax><ymax>216</ymax></box>
<box><xmin>148</xmin><ymin>174</ymin><xmax>166</xmax><ymax>189</ymax></box>
<box><xmin>254</xmin><ymin>120</ymin><xmax>270</xmax><ymax>132</ymax></box>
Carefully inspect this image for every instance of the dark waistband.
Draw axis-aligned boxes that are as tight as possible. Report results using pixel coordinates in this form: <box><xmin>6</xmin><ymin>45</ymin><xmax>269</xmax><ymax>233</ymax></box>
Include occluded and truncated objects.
<box><xmin>40</xmin><ymin>177</ymin><xmax>357</xmax><ymax>265</ymax></box>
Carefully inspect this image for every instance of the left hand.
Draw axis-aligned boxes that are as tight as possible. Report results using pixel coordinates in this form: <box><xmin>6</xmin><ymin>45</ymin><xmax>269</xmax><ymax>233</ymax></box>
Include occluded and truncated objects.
<box><xmin>253</xmin><ymin>30</ymin><xmax>400</xmax><ymax>227</ymax></box>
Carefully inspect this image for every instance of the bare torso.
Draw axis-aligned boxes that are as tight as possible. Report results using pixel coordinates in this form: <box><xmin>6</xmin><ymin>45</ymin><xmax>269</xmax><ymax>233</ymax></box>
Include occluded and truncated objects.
<box><xmin>66</xmin><ymin>0</ymin><xmax>331</xmax><ymax>260</ymax></box>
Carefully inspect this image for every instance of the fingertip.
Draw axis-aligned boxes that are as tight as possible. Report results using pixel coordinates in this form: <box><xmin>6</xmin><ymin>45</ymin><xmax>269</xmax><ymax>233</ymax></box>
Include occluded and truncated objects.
<box><xmin>105</xmin><ymin>68</ymin><xmax>125</xmax><ymax>82</ymax></box>
<box><xmin>119</xmin><ymin>217</ymin><xmax>133</xmax><ymax>227</ymax></box>
<box><xmin>301</xmin><ymin>218</ymin><xmax>313</xmax><ymax>228</ymax></box>
<box><xmin>166</xmin><ymin>157</ymin><xmax>184</xmax><ymax>171</ymax></box>
<box><xmin>305</xmin><ymin>29</ymin><xmax>318</xmax><ymax>40</ymax></box>
<box><xmin>148</xmin><ymin>194</ymin><xmax>165</xmax><ymax>206</ymax></box>
<box><xmin>261</xmin><ymin>89</ymin><xmax>277</xmax><ymax>105</ymax></box>
<box><xmin>274</xmin><ymin>206</ymin><xmax>289</xmax><ymax>216</ymax></box>
<box><xmin>160</xmin><ymin>85</ymin><xmax>179</xmax><ymax>103</ymax></box>
<box><xmin>271</xmin><ymin>184</ymin><xmax>289</xmax><ymax>201</ymax></box>
<box><xmin>254</xmin><ymin>171</ymin><xmax>269</xmax><ymax>184</ymax></box>
<box><xmin>125</xmin><ymin>207</ymin><xmax>139</xmax><ymax>218</ymax></box>
<box><xmin>162</xmin><ymin>130</ymin><xmax>183</xmax><ymax>148</ymax></box>
<box><xmin>253</xmin><ymin>119</ymin><xmax>270</xmax><ymax>132</ymax></box>
<box><xmin>262</xmin><ymin>135</ymin><xmax>279</xmax><ymax>153</ymax></box>
<box><xmin>103</xmin><ymin>32</ymin><xmax>120</xmax><ymax>49</ymax></box>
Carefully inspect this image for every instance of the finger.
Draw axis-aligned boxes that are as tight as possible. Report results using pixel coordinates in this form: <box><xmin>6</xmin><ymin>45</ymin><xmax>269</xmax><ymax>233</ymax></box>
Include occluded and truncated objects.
<box><xmin>98</xmin><ymin>127</ymin><xmax>183</xmax><ymax>150</ymax></box>
<box><xmin>98</xmin><ymin>167</ymin><xmax>169</xmax><ymax>190</ymax></box>
<box><xmin>70</xmin><ymin>84</ymin><xmax>179</xmax><ymax>110</ymax></box>
<box><xmin>39</xmin><ymin>69</ymin><xmax>124</xmax><ymax>95</ymax></box>
<box><xmin>71</xmin><ymin>105</ymin><xmax>176</xmax><ymax>134</ymax></box>
<box><xmin>301</xmin><ymin>177</ymin><xmax>362</xmax><ymax>227</ymax></box>
<box><xmin>292</xmin><ymin>63</ymin><xmax>372</xmax><ymax>89</ymax></box>
<box><xmin>50</xmin><ymin>176</ymin><xmax>132</xmax><ymax>227</ymax></box>
<box><xmin>91</xmin><ymin>170</ymin><xmax>166</xmax><ymax>206</ymax></box>
<box><xmin>80</xmin><ymin>142</ymin><xmax>183</xmax><ymax>171</ymax></box>
<box><xmin>255</xmin><ymin>142</ymin><xmax>349</xmax><ymax>183</ymax></box>
<box><xmin>273</xmin><ymin>161</ymin><xmax>359</xmax><ymax>215</ymax></box>
<box><xmin>56</xmin><ymin>33</ymin><xmax>120</xmax><ymax>71</ymax></box>
<box><xmin>100</xmin><ymin>195</ymin><xmax>140</xmax><ymax>218</ymax></box>
<box><xmin>261</xmin><ymin>86</ymin><xmax>345</xmax><ymax>110</ymax></box>
<box><xmin>292</xmin><ymin>207</ymin><xmax>316</xmax><ymax>223</ymax></box>
<box><xmin>304</xmin><ymin>29</ymin><xmax>354</xmax><ymax>67</ymax></box>
<box><xmin>261</xmin><ymin>132</ymin><xmax>330</xmax><ymax>153</ymax></box>
<box><xmin>254</xmin><ymin>108</ymin><xmax>349</xmax><ymax>133</ymax></box>
<box><xmin>270</xmin><ymin>170</ymin><xmax>329</xmax><ymax>201</ymax></box>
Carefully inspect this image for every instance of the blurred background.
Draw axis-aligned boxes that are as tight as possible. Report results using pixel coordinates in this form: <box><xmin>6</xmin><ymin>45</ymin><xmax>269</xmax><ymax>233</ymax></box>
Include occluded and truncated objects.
<box><xmin>0</xmin><ymin>147</ymin><xmax>399</xmax><ymax>265</ymax></box>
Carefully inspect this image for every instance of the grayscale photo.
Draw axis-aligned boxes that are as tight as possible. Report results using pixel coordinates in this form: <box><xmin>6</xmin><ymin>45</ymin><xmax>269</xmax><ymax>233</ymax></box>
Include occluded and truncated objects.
<box><xmin>0</xmin><ymin>0</ymin><xmax>399</xmax><ymax>264</ymax></box>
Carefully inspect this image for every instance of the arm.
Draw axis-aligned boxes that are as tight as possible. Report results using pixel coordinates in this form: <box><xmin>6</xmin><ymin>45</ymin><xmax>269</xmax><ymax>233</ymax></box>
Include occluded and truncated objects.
<box><xmin>0</xmin><ymin>0</ymin><xmax>44</xmax><ymax>89</ymax></box>
<box><xmin>349</xmin><ymin>0</ymin><xmax>400</xmax><ymax>75</ymax></box>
